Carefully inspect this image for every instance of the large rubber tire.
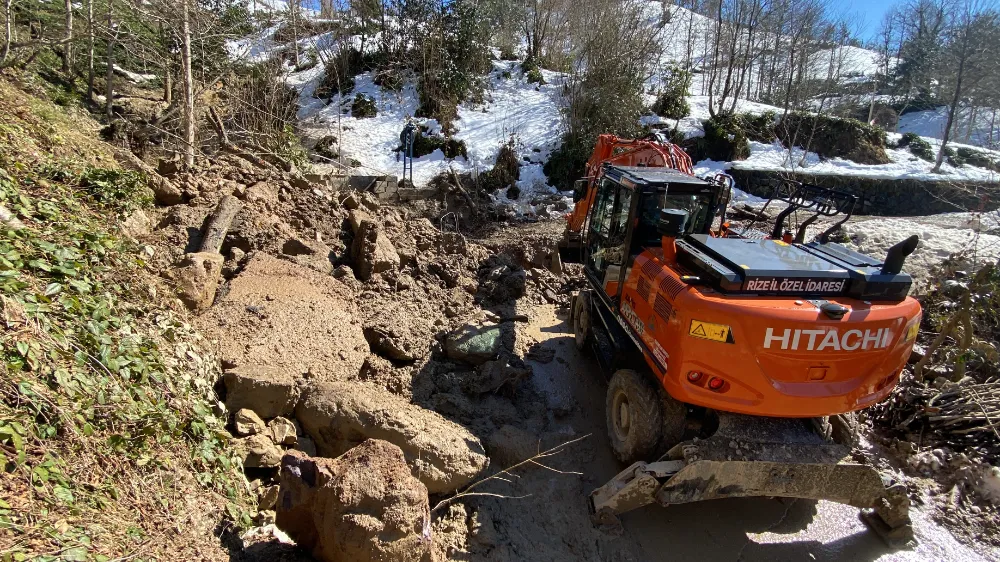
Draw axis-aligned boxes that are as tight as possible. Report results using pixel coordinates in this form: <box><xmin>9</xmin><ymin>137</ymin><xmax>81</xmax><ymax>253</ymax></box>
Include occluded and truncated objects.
<box><xmin>573</xmin><ymin>290</ymin><xmax>592</xmax><ymax>351</ymax></box>
<box><xmin>606</xmin><ymin>369</ymin><xmax>663</xmax><ymax>464</ymax></box>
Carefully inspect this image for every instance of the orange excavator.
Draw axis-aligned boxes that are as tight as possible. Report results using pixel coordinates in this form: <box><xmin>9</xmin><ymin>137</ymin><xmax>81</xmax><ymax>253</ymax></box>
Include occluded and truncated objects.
<box><xmin>566</xmin><ymin>134</ymin><xmax>921</xmax><ymax>545</ymax></box>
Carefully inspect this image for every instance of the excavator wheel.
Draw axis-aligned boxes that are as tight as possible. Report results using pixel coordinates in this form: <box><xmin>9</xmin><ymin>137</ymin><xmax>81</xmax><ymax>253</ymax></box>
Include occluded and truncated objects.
<box><xmin>606</xmin><ymin>369</ymin><xmax>663</xmax><ymax>464</ymax></box>
<box><xmin>812</xmin><ymin>413</ymin><xmax>860</xmax><ymax>450</ymax></box>
<box><xmin>573</xmin><ymin>290</ymin><xmax>592</xmax><ymax>351</ymax></box>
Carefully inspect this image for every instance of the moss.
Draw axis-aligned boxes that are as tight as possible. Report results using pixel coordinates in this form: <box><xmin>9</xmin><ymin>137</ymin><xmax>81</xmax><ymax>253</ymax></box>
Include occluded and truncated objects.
<box><xmin>351</xmin><ymin>93</ymin><xmax>377</xmax><ymax>119</ymax></box>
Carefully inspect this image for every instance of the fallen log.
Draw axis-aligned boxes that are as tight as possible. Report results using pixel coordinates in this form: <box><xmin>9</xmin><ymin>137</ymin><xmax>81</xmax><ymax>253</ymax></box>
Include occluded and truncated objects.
<box><xmin>199</xmin><ymin>194</ymin><xmax>242</xmax><ymax>253</ymax></box>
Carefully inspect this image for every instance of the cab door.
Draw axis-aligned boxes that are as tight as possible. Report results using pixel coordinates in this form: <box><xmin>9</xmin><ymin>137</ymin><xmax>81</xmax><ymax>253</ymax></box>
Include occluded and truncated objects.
<box><xmin>585</xmin><ymin>178</ymin><xmax>634</xmax><ymax>301</ymax></box>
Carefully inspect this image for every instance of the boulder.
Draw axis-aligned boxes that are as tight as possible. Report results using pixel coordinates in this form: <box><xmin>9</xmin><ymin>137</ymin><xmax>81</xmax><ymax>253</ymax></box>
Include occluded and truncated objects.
<box><xmin>172</xmin><ymin>252</ymin><xmax>224</xmax><ymax>312</ymax></box>
<box><xmin>239</xmin><ymin>433</ymin><xmax>283</xmax><ymax>468</ymax></box>
<box><xmin>462</xmin><ymin>355</ymin><xmax>530</xmax><ymax>395</ymax></box>
<box><xmin>276</xmin><ymin>442</ymin><xmax>433</xmax><ymax>562</ymax></box>
<box><xmin>295</xmin><ymin>381</ymin><xmax>488</xmax><ymax>494</ymax></box>
<box><xmin>268</xmin><ymin>416</ymin><xmax>299</xmax><ymax>446</ymax></box>
<box><xmin>486</xmin><ymin>425</ymin><xmax>540</xmax><ymax>467</ymax></box>
<box><xmin>235</xmin><ymin>408</ymin><xmax>266</xmax><ymax>436</ymax></box>
<box><xmin>348</xmin><ymin>209</ymin><xmax>400</xmax><ymax>279</ymax></box>
<box><xmin>445</xmin><ymin>323</ymin><xmax>502</xmax><ymax>366</ymax></box>
<box><xmin>223</xmin><ymin>366</ymin><xmax>302</xmax><ymax>419</ymax></box>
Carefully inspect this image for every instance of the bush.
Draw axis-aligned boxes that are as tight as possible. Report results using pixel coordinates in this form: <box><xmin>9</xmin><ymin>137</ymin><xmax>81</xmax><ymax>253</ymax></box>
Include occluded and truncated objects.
<box><xmin>956</xmin><ymin>146</ymin><xmax>1000</xmax><ymax>171</ymax></box>
<box><xmin>479</xmin><ymin>137</ymin><xmax>520</xmax><ymax>192</ymax></box>
<box><xmin>374</xmin><ymin>69</ymin><xmax>404</xmax><ymax>92</ymax></box>
<box><xmin>543</xmin><ymin>135</ymin><xmax>591</xmax><ymax>192</ymax></box>
<box><xmin>499</xmin><ymin>47</ymin><xmax>518</xmax><ymax>61</ymax></box>
<box><xmin>351</xmin><ymin>93</ymin><xmax>377</xmax><ymax>118</ymax></box>
<box><xmin>899</xmin><ymin>132</ymin><xmax>935</xmax><ymax>161</ymax></box>
<box><xmin>405</xmin><ymin>126</ymin><xmax>468</xmax><ymax>159</ymax></box>
<box><xmin>522</xmin><ymin>58</ymin><xmax>545</xmax><ymax>85</ymax></box>
<box><xmin>79</xmin><ymin>168</ymin><xmax>152</xmax><ymax>217</ymax></box>
<box><xmin>315</xmin><ymin>47</ymin><xmax>385</xmax><ymax>99</ymax></box>
<box><xmin>776</xmin><ymin>113</ymin><xmax>889</xmax><ymax>165</ymax></box>
<box><xmin>651</xmin><ymin>66</ymin><xmax>692</xmax><ymax>120</ymax></box>
<box><xmin>293</xmin><ymin>48</ymin><xmax>319</xmax><ymax>72</ymax></box>
<box><xmin>687</xmin><ymin>115</ymin><xmax>751</xmax><ymax>162</ymax></box>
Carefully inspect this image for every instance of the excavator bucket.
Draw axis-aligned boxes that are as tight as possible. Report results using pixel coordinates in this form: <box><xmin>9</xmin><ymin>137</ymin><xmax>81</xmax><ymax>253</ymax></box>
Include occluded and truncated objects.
<box><xmin>588</xmin><ymin>414</ymin><xmax>912</xmax><ymax>547</ymax></box>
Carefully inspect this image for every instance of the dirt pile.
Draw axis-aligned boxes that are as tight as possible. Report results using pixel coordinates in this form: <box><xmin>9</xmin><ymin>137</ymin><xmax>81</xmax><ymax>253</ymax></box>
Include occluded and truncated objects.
<box><xmin>277</xmin><ymin>442</ymin><xmax>433</xmax><ymax>562</ymax></box>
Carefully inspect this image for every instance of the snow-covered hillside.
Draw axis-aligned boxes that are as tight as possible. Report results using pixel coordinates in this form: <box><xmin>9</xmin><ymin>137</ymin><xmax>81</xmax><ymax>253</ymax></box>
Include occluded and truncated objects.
<box><xmin>899</xmin><ymin>106</ymin><xmax>999</xmax><ymax>148</ymax></box>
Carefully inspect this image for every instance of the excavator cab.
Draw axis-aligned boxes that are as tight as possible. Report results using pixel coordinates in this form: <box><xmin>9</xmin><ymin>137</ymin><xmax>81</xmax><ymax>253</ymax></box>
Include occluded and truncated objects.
<box><xmin>584</xmin><ymin>165</ymin><xmax>721</xmax><ymax>301</ymax></box>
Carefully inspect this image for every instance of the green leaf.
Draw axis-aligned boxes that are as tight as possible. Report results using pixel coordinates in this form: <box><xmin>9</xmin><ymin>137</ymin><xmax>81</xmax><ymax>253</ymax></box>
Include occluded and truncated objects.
<box><xmin>15</xmin><ymin>342</ymin><xmax>27</xmax><ymax>356</ymax></box>
<box><xmin>53</xmin><ymin>485</ymin><xmax>74</xmax><ymax>504</ymax></box>
<box><xmin>61</xmin><ymin>546</ymin><xmax>88</xmax><ymax>561</ymax></box>
<box><xmin>44</xmin><ymin>282</ymin><xmax>62</xmax><ymax>296</ymax></box>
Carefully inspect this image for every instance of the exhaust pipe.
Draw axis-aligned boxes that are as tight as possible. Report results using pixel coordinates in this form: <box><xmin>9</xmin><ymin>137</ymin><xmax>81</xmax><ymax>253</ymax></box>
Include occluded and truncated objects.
<box><xmin>880</xmin><ymin>235</ymin><xmax>919</xmax><ymax>276</ymax></box>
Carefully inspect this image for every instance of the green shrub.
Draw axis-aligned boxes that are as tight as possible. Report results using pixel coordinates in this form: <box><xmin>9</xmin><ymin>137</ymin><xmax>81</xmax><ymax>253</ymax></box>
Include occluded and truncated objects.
<box><xmin>651</xmin><ymin>66</ymin><xmax>692</xmax><ymax>120</ymax></box>
<box><xmin>499</xmin><ymin>47</ymin><xmax>519</xmax><ymax>61</ymax></box>
<box><xmin>956</xmin><ymin>146</ymin><xmax>1000</xmax><ymax>171</ymax></box>
<box><xmin>522</xmin><ymin>58</ymin><xmax>546</xmax><ymax>85</ymax></box>
<box><xmin>543</xmin><ymin>135</ymin><xmax>591</xmax><ymax>192</ymax></box>
<box><xmin>293</xmin><ymin>48</ymin><xmax>319</xmax><ymax>72</ymax></box>
<box><xmin>78</xmin><ymin>168</ymin><xmax>153</xmax><ymax>217</ymax></box>
<box><xmin>776</xmin><ymin>113</ymin><xmax>889</xmax><ymax>164</ymax></box>
<box><xmin>682</xmin><ymin>115</ymin><xmax>751</xmax><ymax>163</ymax></box>
<box><xmin>351</xmin><ymin>93</ymin><xmax>377</xmax><ymax>118</ymax></box>
<box><xmin>406</xmin><ymin>126</ymin><xmax>468</xmax><ymax>159</ymax></box>
<box><xmin>899</xmin><ymin>132</ymin><xmax>935</xmax><ymax>161</ymax></box>
<box><xmin>480</xmin><ymin>137</ymin><xmax>520</xmax><ymax>191</ymax></box>
<box><xmin>374</xmin><ymin>69</ymin><xmax>404</xmax><ymax>92</ymax></box>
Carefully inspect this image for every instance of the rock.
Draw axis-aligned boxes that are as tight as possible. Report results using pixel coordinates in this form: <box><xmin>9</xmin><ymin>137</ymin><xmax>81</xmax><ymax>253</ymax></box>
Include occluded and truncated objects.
<box><xmin>268</xmin><ymin>416</ymin><xmax>299</xmax><ymax>446</ymax></box>
<box><xmin>463</xmin><ymin>354</ymin><xmax>530</xmax><ymax>395</ymax></box>
<box><xmin>486</xmin><ymin>425</ymin><xmax>539</xmax><ymax>467</ymax></box>
<box><xmin>506</xmin><ymin>184</ymin><xmax>520</xmax><ymax>200</ymax></box>
<box><xmin>157</xmin><ymin>158</ymin><xmax>180</xmax><ymax>177</ymax></box>
<box><xmin>445</xmin><ymin>323</ymin><xmax>502</xmax><ymax>366</ymax></box>
<box><xmin>276</xmin><ymin>441</ymin><xmax>432</xmax><ymax>562</ymax></box>
<box><xmin>548</xmin><ymin>250</ymin><xmax>563</xmax><ymax>276</ymax></box>
<box><xmin>241</xmin><ymin>433</ymin><xmax>283</xmax><ymax>468</ymax></box>
<box><xmin>256</xmin><ymin>510</ymin><xmax>277</xmax><ymax>526</ymax></box>
<box><xmin>476</xmin><ymin>255</ymin><xmax>526</xmax><ymax>304</ymax></box>
<box><xmin>342</xmin><ymin>192</ymin><xmax>360</xmax><ymax>210</ymax></box>
<box><xmin>297</xmin><ymin>435</ymin><xmax>318</xmax><ymax>457</ymax></box>
<box><xmin>363</xmin><ymin>324</ymin><xmax>424</xmax><ymax>362</ymax></box>
<box><xmin>942</xmin><ymin>279</ymin><xmax>968</xmax><ymax>297</ymax></box>
<box><xmin>172</xmin><ymin>251</ymin><xmax>225</xmax><ymax>312</ymax></box>
<box><xmin>224</xmin><ymin>366</ymin><xmax>302</xmax><ymax>419</ymax></box>
<box><xmin>439</xmin><ymin>232</ymin><xmax>467</xmax><ymax>255</ymax></box>
<box><xmin>259</xmin><ymin>484</ymin><xmax>280</xmax><ymax>510</ymax></box>
<box><xmin>349</xmin><ymin>210</ymin><xmax>400</xmax><ymax>280</ymax></box>
<box><xmin>245</xmin><ymin>181</ymin><xmax>279</xmax><ymax>208</ymax></box>
<box><xmin>122</xmin><ymin>209</ymin><xmax>151</xmax><ymax>238</ymax></box>
<box><xmin>235</xmin><ymin>408</ymin><xmax>266</xmax><ymax>436</ymax></box>
<box><xmin>295</xmin><ymin>381</ymin><xmax>489</xmax><ymax>494</ymax></box>
<box><xmin>281</xmin><ymin>237</ymin><xmax>334</xmax><ymax>275</ymax></box>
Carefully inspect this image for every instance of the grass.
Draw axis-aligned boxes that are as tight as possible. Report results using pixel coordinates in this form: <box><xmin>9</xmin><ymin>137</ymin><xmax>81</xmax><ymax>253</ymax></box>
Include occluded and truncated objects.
<box><xmin>0</xmin><ymin>74</ymin><xmax>253</xmax><ymax>561</ymax></box>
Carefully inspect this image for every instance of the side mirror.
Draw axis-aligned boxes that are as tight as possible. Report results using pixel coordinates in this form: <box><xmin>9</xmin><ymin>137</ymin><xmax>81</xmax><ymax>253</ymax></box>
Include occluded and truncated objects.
<box><xmin>572</xmin><ymin>179</ymin><xmax>588</xmax><ymax>203</ymax></box>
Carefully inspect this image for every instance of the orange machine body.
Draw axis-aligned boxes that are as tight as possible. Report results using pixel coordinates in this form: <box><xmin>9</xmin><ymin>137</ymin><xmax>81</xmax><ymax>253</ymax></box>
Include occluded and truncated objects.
<box><xmin>608</xmin><ymin>246</ymin><xmax>921</xmax><ymax>418</ymax></box>
<box><xmin>566</xmin><ymin>134</ymin><xmax>693</xmax><ymax>234</ymax></box>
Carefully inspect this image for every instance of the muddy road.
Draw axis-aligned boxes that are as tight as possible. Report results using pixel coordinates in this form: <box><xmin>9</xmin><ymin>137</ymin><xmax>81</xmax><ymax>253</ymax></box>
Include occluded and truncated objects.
<box><xmin>480</xmin><ymin>303</ymin><xmax>995</xmax><ymax>562</ymax></box>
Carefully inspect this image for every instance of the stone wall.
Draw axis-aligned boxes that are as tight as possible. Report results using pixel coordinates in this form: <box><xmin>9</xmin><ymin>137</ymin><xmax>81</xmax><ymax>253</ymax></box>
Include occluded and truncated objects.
<box><xmin>728</xmin><ymin>168</ymin><xmax>1000</xmax><ymax>216</ymax></box>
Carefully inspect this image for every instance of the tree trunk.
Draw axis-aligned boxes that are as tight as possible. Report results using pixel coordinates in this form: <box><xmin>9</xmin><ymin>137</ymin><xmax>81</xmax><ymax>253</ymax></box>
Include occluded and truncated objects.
<box><xmin>62</xmin><ymin>0</ymin><xmax>73</xmax><ymax>74</ymax></box>
<box><xmin>164</xmin><ymin>67</ymin><xmax>172</xmax><ymax>104</ymax></box>
<box><xmin>933</xmin><ymin>57</ymin><xmax>965</xmax><ymax>173</ymax></box>
<box><xmin>289</xmin><ymin>0</ymin><xmax>300</xmax><ymax>68</ymax></box>
<box><xmin>104</xmin><ymin>0</ymin><xmax>114</xmax><ymax>121</ymax></box>
<box><xmin>180</xmin><ymin>0</ymin><xmax>195</xmax><ymax>168</ymax></box>
<box><xmin>1</xmin><ymin>0</ymin><xmax>13</xmax><ymax>67</ymax></box>
<box><xmin>86</xmin><ymin>0</ymin><xmax>94</xmax><ymax>99</ymax></box>
<box><xmin>199</xmin><ymin>195</ymin><xmax>242</xmax><ymax>253</ymax></box>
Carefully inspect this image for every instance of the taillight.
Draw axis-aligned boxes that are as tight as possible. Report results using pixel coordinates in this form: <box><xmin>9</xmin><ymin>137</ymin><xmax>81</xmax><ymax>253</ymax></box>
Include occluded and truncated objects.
<box><xmin>708</xmin><ymin>377</ymin><xmax>725</xmax><ymax>391</ymax></box>
<box><xmin>687</xmin><ymin>371</ymin><xmax>703</xmax><ymax>382</ymax></box>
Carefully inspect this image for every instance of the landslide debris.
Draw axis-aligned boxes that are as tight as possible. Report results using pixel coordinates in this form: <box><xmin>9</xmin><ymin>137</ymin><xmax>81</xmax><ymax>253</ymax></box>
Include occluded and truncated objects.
<box><xmin>277</xmin><ymin>441</ymin><xmax>433</xmax><ymax>562</ymax></box>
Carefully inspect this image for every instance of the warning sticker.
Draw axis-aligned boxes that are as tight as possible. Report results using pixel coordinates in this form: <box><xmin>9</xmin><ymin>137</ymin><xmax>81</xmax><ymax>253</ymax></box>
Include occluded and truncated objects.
<box><xmin>689</xmin><ymin>320</ymin><xmax>732</xmax><ymax>343</ymax></box>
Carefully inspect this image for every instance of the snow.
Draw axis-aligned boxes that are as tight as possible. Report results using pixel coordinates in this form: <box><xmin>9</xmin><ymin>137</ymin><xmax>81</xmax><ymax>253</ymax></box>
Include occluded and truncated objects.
<box><xmin>843</xmin><ymin>212</ymin><xmax>1000</xmax><ymax>286</ymax></box>
<box><xmin>112</xmin><ymin>65</ymin><xmax>158</xmax><ymax>84</ymax></box>
<box><xmin>806</xmin><ymin>45</ymin><xmax>890</xmax><ymax>82</ymax></box>
<box><xmin>898</xmin><ymin>106</ymin><xmax>1000</xmax><ymax>148</ymax></box>
<box><xmin>289</xmin><ymin>59</ymin><xmax>571</xmax><ymax>213</ymax></box>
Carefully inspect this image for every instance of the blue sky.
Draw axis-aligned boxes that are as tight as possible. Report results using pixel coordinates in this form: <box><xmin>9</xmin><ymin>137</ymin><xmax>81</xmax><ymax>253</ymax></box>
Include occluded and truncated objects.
<box><xmin>841</xmin><ymin>0</ymin><xmax>899</xmax><ymax>43</ymax></box>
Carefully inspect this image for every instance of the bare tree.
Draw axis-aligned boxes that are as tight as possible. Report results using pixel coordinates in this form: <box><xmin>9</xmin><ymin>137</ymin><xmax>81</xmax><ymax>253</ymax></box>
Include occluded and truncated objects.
<box><xmin>62</xmin><ymin>0</ymin><xmax>73</xmax><ymax>74</ymax></box>
<box><xmin>933</xmin><ymin>1</ymin><xmax>998</xmax><ymax>172</ymax></box>
<box><xmin>180</xmin><ymin>0</ymin><xmax>195</xmax><ymax>167</ymax></box>
<box><xmin>1</xmin><ymin>0</ymin><xmax>13</xmax><ymax>66</ymax></box>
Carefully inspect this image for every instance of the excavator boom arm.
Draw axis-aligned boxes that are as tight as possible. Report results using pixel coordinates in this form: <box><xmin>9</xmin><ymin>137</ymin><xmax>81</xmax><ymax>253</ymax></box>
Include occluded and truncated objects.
<box><xmin>566</xmin><ymin>134</ymin><xmax>694</xmax><ymax>233</ymax></box>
